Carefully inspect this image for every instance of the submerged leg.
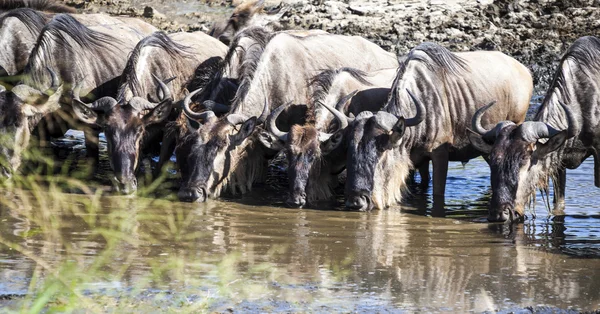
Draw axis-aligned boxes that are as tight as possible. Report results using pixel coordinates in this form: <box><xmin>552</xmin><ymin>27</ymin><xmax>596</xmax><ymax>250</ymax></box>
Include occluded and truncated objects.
<box><xmin>552</xmin><ymin>167</ymin><xmax>566</xmax><ymax>213</ymax></box>
<box><xmin>431</xmin><ymin>148</ymin><xmax>449</xmax><ymax>217</ymax></box>
<box><xmin>595</xmin><ymin>151</ymin><xmax>600</xmax><ymax>188</ymax></box>
<box><xmin>418</xmin><ymin>161</ymin><xmax>430</xmax><ymax>189</ymax></box>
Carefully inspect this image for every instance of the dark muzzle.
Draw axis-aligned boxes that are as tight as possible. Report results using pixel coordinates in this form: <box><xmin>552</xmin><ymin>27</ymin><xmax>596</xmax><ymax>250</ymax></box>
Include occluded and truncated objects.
<box><xmin>286</xmin><ymin>190</ymin><xmax>307</xmax><ymax>208</ymax></box>
<box><xmin>178</xmin><ymin>186</ymin><xmax>207</xmax><ymax>203</ymax></box>
<box><xmin>112</xmin><ymin>176</ymin><xmax>138</xmax><ymax>195</ymax></box>
<box><xmin>488</xmin><ymin>204</ymin><xmax>518</xmax><ymax>223</ymax></box>
<box><xmin>345</xmin><ymin>190</ymin><xmax>372</xmax><ymax>211</ymax></box>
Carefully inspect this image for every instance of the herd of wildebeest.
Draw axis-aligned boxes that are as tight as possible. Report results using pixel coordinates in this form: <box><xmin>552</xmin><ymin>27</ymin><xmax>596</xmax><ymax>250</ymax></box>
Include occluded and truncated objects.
<box><xmin>0</xmin><ymin>0</ymin><xmax>597</xmax><ymax>223</ymax></box>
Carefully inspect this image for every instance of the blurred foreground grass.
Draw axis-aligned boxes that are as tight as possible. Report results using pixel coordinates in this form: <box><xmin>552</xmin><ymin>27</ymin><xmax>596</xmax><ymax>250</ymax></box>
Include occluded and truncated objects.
<box><xmin>0</xmin><ymin>141</ymin><xmax>299</xmax><ymax>313</ymax></box>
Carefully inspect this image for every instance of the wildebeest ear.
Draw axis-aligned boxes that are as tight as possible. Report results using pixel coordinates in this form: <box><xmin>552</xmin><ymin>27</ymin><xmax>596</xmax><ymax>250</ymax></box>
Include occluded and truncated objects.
<box><xmin>71</xmin><ymin>99</ymin><xmax>99</xmax><ymax>125</ymax></box>
<box><xmin>258</xmin><ymin>129</ymin><xmax>284</xmax><ymax>151</ymax></box>
<box><xmin>535</xmin><ymin>130</ymin><xmax>568</xmax><ymax>158</ymax></box>
<box><xmin>143</xmin><ymin>100</ymin><xmax>173</xmax><ymax>125</ymax></box>
<box><xmin>322</xmin><ymin>130</ymin><xmax>344</xmax><ymax>155</ymax></box>
<box><xmin>231</xmin><ymin>117</ymin><xmax>257</xmax><ymax>145</ymax></box>
<box><xmin>388</xmin><ymin>118</ymin><xmax>406</xmax><ymax>148</ymax></box>
<box><xmin>467</xmin><ymin>128</ymin><xmax>492</xmax><ymax>154</ymax></box>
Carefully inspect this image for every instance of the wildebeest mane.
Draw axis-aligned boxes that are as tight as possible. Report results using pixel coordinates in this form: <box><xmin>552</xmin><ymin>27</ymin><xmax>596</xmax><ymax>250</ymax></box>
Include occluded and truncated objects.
<box><xmin>226</xmin><ymin>27</ymin><xmax>274</xmax><ymax>107</ymax></box>
<box><xmin>539</xmin><ymin>36</ymin><xmax>600</xmax><ymax>110</ymax></box>
<box><xmin>221</xmin><ymin>26</ymin><xmax>272</xmax><ymax>74</ymax></box>
<box><xmin>310</xmin><ymin>67</ymin><xmax>371</xmax><ymax>108</ymax></box>
<box><xmin>188</xmin><ymin>56</ymin><xmax>224</xmax><ymax>92</ymax></box>
<box><xmin>117</xmin><ymin>31</ymin><xmax>194</xmax><ymax>100</ymax></box>
<box><xmin>0</xmin><ymin>7</ymin><xmax>47</xmax><ymax>34</ymax></box>
<box><xmin>388</xmin><ymin>42</ymin><xmax>467</xmax><ymax>110</ymax></box>
<box><xmin>24</xmin><ymin>14</ymin><xmax>122</xmax><ymax>88</ymax></box>
<box><xmin>0</xmin><ymin>0</ymin><xmax>75</xmax><ymax>13</ymax></box>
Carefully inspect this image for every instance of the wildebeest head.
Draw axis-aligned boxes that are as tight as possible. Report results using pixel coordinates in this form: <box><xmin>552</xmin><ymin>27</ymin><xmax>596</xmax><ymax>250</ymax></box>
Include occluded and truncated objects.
<box><xmin>71</xmin><ymin>74</ymin><xmax>174</xmax><ymax>194</ymax></box>
<box><xmin>469</xmin><ymin>100</ymin><xmax>578</xmax><ymax>223</ymax></box>
<box><xmin>257</xmin><ymin>92</ymin><xmax>356</xmax><ymax>208</ymax></box>
<box><xmin>344</xmin><ymin>90</ymin><xmax>425</xmax><ymax>211</ymax></box>
<box><xmin>211</xmin><ymin>0</ymin><xmax>284</xmax><ymax>45</ymax></box>
<box><xmin>0</xmin><ymin>69</ymin><xmax>63</xmax><ymax>179</ymax></box>
<box><xmin>176</xmin><ymin>87</ymin><xmax>268</xmax><ymax>202</ymax></box>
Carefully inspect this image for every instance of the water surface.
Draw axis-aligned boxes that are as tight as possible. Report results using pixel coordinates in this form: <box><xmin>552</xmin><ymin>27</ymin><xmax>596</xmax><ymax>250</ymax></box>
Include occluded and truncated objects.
<box><xmin>0</xmin><ymin>155</ymin><xmax>599</xmax><ymax>312</ymax></box>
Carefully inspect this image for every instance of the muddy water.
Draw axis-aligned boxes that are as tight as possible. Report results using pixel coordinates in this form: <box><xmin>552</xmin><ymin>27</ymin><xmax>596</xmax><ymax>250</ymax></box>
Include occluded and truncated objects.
<box><xmin>0</xmin><ymin>155</ymin><xmax>600</xmax><ymax>311</ymax></box>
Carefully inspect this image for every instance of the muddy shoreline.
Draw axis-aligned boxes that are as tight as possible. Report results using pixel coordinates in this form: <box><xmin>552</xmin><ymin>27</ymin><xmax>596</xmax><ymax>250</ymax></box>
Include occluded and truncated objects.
<box><xmin>57</xmin><ymin>0</ymin><xmax>600</xmax><ymax>94</ymax></box>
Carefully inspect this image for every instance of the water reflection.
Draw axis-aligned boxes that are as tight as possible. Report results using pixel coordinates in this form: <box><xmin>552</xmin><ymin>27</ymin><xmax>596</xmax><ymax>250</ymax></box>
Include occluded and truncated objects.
<box><xmin>0</xmin><ymin>188</ymin><xmax>599</xmax><ymax>312</ymax></box>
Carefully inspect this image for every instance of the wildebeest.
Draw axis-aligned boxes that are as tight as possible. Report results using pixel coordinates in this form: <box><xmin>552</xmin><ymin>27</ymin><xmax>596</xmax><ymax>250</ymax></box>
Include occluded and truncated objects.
<box><xmin>468</xmin><ymin>36</ymin><xmax>597</xmax><ymax>223</ymax></box>
<box><xmin>0</xmin><ymin>9</ymin><xmax>156</xmax><ymax>78</ymax></box>
<box><xmin>200</xmin><ymin>27</ymin><xmax>328</xmax><ymax>111</ymax></box>
<box><xmin>71</xmin><ymin>31</ymin><xmax>227</xmax><ymax>193</ymax></box>
<box><xmin>258</xmin><ymin>67</ymin><xmax>398</xmax><ymax>207</ymax></box>
<box><xmin>176</xmin><ymin>31</ymin><xmax>398</xmax><ymax>202</ymax></box>
<box><xmin>209</xmin><ymin>0</ymin><xmax>285</xmax><ymax>45</ymax></box>
<box><xmin>0</xmin><ymin>14</ymin><xmax>154</xmax><ymax>178</ymax></box>
<box><xmin>0</xmin><ymin>8</ymin><xmax>48</xmax><ymax>77</ymax></box>
<box><xmin>338</xmin><ymin>42</ymin><xmax>533</xmax><ymax>211</ymax></box>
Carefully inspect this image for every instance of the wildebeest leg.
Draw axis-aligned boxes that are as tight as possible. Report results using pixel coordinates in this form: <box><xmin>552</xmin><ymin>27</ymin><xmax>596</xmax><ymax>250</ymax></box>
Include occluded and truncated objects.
<box><xmin>594</xmin><ymin>149</ymin><xmax>600</xmax><ymax>188</ymax></box>
<box><xmin>418</xmin><ymin>161</ymin><xmax>430</xmax><ymax>189</ymax></box>
<box><xmin>431</xmin><ymin>148</ymin><xmax>448</xmax><ymax>217</ymax></box>
<box><xmin>552</xmin><ymin>167</ymin><xmax>566</xmax><ymax>212</ymax></box>
<box><xmin>83</xmin><ymin>128</ymin><xmax>100</xmax><ymax>175</ymax></box>
<box><xmin>153</xmin><ymin>132</ymin><xmax>176</xmax><ymax>179</ymax></box>
<box><xmin>35</xmin><ymin>119</ymin><xmax>52</xmax><ymax>148</ymax></box>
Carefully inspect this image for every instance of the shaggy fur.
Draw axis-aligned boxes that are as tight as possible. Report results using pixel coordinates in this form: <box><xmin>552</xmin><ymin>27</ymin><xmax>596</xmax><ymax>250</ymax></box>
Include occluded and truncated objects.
<box><xmin>117</xmin><ymin>31</ymin><xmax>194</xmax><ymax>100</ymax></box>
<box><xmin>0</xmin><ymin>0</ymin><xmax>75</xmax><ymax>13</ymax></box>
<box><xmin>23</xmin><ymin>14</ymin><xmax>122</xmax><ymax>89</ymax></box>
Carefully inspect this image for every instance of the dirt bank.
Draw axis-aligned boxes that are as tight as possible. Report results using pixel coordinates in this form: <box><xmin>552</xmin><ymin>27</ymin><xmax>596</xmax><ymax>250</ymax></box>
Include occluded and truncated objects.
<box><xmin>59</xmin><ymin>0</ymin><xmax>600</xmax><ymax>93</ymax></box>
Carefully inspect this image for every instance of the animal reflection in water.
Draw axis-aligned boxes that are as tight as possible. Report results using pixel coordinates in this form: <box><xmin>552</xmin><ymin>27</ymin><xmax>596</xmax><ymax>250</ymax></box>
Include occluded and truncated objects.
<box><xmin>1</xmin><ymin>188</ymin><xmax>600</xmax><ymax>311</ymax></box>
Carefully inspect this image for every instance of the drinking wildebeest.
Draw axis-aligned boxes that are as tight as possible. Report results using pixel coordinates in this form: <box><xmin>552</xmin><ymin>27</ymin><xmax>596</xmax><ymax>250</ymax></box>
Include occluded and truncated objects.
<box><xmin>468</xmin><ymin>36</ymin><xmax>597</xmax><ymax>223</ymax></box>
<box><xmin>176</xmin><ymin>31</ymin><xmax>398</xmax><ymax>202</ymax></box>
<box><xmin>0</xmin><ymin>14</ymin><xmax>154</xmax><ymax>178</ymax></box>
<box><xmin>71</xmin><ymin>31</ymin><xmax>227</xmax><ymax>193</ymax></box>
<box><xmin>338</xmin><ymin>42</ymin><xmax>533</xmax><ymax>212</ymax></box>
<box><xmin>258</xmin><ymin>67</ymin><xmax>397</xmax><ymax>207</ymax></box>
<box><xmin>209</xmin><ymin>0</ymin><xmax>285</xmax><ymax>45</ymax></box>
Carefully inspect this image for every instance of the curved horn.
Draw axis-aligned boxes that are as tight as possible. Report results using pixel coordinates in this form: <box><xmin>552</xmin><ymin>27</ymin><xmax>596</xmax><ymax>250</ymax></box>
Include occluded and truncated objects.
<box><xmin>196</xmin><ymin>111</ymin><xmax>216</xmax><ymax>122</ymax></box>
<box><xmin>257</xmin><ymin>98</ymin><xmax>269</xmax><ymax>124</ymax></box>
<box><xmin>152</xmin><ymin>74</ymin><xmax>173</xmax><ymax>102</ymax></box>
<box><xmin>128</xmin><ymin>96</ymin><xmax>157</xmax><ymax>111</ymax></box>
<box><xmin>266</xmin><ymin>102</ymin><xmax>290</xmax><ymax>141</ymax></box>
<box><xmin>45</xmin><ymin>67</ymin><xmax>59</xmax><ymax>92</ymax></box>
<box><xmin>226</xmin><ymin>113</ymin><xmax>249</xmax><ymax>126</ymax></box>
<box><xmin>334</xmin><ymin>90</ymin><xmax>358</xmax><ymax>114</ymax></box>
<box><xmin>0</xmin><ymin>84</ymin><xmax>5</xmax><ymax>93</ymax></box>
<box><xmin>90</xmin><ymin>97</ymin><xmax>118</xmax><ymax>112</ymax></box>
<box><xmin>558</xmin><ymin>100</ymin><xmax>578</xmax><ymax>139</ymax></box>
<box><xmin>520</xmin><ymin>121</ymin><xmax>561</xmax><ymax>142</ymax></box>
<box><xmin>404</xmin><ymin>89</ymin><xmax>426</xmax><ymax>127</ymax></box>
<box><xmin>471</xmin><ymin>100</ymin><xmax>497</xmax><ymax>135</ymax></box>
<box><xmin>182</xmin><ymin>86</ymin><xmax>207</xmax><ymax>120</ymax></box>
<box><xmin>203</xmin><ymin>100</ymin><xmax>230</xmax><ymax>114</ymax></box>
<box><xmin>318</xmin><ymin>91</ymin><xmax>355</xmax><ymax>132</ymax></box>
